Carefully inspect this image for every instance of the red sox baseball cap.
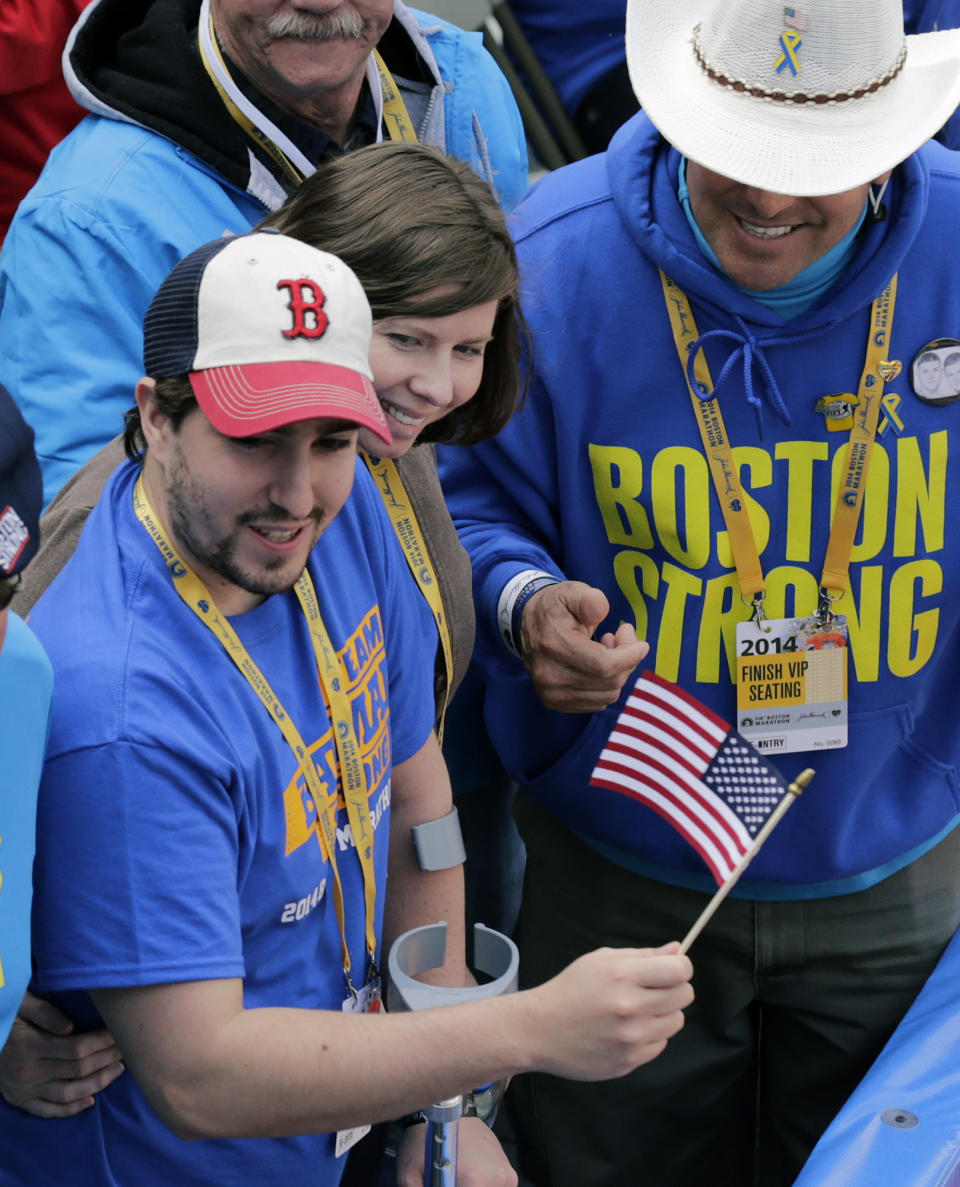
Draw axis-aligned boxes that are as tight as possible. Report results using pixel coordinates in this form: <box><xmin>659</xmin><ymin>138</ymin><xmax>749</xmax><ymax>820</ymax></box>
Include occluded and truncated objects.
<box><xmin>142</xmin><ymin>230</ymin><xmax>392</xmax><ymax>445</ymax></box>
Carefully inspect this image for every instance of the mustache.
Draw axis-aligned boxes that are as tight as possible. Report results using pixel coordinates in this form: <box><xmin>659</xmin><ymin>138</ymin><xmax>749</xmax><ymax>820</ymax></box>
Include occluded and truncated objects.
<box><xmin>264</xmin><ymin>11</ymin><xmax>365</xmax><ymax>40</ymax></box>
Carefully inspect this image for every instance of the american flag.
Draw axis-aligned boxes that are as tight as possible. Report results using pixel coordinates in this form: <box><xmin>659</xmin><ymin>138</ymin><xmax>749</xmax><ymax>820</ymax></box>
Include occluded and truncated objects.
<box><xmin>590</xmin><ymin>671</ymin><xmax>789</xmax><ymax>885</ymax></box>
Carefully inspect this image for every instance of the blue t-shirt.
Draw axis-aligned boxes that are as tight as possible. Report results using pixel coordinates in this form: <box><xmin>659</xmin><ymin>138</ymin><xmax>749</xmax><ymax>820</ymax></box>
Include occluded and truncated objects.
<box><xmin>0</xmin><ymin>460</ymin><xmax>434</xmax><ymax>1187</ymax></box>
<box><xmin>0</xmin><ymin>613</ymin><xmax>53</xmax><ymax>1048</ymax></box>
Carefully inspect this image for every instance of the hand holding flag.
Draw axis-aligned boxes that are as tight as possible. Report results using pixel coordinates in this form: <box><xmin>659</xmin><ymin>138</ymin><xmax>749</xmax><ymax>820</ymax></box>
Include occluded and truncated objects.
<box><xmin>590</xmin><ymin>671</ymin><xmax>814</xmax><ymax>952</ymax></box>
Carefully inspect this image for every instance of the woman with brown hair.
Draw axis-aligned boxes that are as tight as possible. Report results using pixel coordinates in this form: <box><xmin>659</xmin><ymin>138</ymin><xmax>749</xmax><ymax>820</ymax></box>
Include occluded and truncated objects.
<box><xmin>18</xmin><ymin>141</ymin><xmax>522</xmax><ymax>725</ymax></box>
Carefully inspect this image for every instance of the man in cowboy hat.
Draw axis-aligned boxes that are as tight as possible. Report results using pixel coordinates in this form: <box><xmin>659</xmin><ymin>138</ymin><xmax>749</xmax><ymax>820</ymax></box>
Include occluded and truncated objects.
<box><xmin>440</xmin><ymin>0</ymin><xmax>960</xmax><ymax>1183</ymax></box>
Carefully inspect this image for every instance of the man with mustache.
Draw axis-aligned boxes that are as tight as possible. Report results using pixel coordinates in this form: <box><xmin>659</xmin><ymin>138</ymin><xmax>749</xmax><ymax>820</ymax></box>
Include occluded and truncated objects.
<box><xmin>0</xmin><ymin>0</ymin><xmax>528</xmax><ymax>510</ymax></box>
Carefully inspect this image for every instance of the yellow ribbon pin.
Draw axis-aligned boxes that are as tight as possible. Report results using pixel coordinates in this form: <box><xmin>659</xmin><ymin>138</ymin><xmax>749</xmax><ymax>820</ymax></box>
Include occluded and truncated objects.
<box><xmin>878</xmin><ymin>392</ymin><xmax>905</xmax><ymax>436</ymax></box>
<box><xmin>775</xmin><ymin>30</ymin><xmax>803</xmax><ymax>75</ymax></box>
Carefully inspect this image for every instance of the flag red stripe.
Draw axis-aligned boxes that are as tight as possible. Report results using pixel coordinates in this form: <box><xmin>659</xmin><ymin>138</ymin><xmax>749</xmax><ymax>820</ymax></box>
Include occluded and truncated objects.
<box><xmin>626</xmin><ymin>684</ymin><xmax>726</xmax><ymax>753</ymax></box>
<box><xmin>603</xmin><ymin>738</ymin><xmax>706</xmax><ymax>803</ymax></box>
<box><xmin>641</xmin><ymin>671</ymin><xmax>730</xmax><ymax>734</ymax></box>
<box><xmin>590</xmin><ymin>774</ymin><xmax>737</xmax><ymax>883</ymax></box>
<box><xmin>613</xmin><ymin>709</ymin><xmax>714</xmax><ymax>772</ymax></box>
<box><xmin>590</xmin><ymin>750</ymin><xmax>749</xmax><ymax>864</ymax></box>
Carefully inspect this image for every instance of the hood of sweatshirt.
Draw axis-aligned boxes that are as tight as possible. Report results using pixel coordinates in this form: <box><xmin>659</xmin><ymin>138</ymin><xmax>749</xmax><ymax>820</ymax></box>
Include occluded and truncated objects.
<box><xmin>604</xmin><ymin>113</ymin><xmax>930</xmax><ymax>335</ymax></box>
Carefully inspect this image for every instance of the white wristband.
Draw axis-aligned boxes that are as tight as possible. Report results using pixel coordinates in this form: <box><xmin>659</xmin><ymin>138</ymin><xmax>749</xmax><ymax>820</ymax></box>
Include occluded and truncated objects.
<box><xmin>497</xmin><ymin>568</ymin><xmax>560</xmax><ymax>658</ymax></box>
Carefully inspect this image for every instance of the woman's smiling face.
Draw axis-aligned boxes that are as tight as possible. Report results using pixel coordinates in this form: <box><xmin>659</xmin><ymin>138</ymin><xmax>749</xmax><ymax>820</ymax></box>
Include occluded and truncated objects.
<box><xmin>359</xmin><ymin>296</ymin><xmax>499</xmax><ymax>457</ymax></box>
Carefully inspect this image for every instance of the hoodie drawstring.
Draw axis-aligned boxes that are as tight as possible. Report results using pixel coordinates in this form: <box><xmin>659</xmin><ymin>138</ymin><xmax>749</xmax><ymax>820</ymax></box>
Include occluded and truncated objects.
<box><xmin>685</xmin><ymin>316</ymin><xmax>837</xmax><ymax>436</ymax></box>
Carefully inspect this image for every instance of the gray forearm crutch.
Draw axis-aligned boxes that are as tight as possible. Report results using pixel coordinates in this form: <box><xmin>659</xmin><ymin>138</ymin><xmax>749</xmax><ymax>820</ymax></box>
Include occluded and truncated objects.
<box><xmin>387</xmin><ymin>921</ymin><xmax>519</xmax><ymax>1187</ymax></box>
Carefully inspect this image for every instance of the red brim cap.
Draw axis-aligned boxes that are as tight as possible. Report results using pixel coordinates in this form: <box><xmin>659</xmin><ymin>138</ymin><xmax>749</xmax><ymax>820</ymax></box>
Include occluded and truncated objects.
<box><xmin>190</xmin><ymin>360</ymin><xmax>392</xmax><ymax>444</ymax></box>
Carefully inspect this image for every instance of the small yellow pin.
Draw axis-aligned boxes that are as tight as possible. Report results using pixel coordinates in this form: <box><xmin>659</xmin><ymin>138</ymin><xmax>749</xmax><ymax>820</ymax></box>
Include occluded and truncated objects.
<box><xmin>775</xmin><ymin>29</ymin><xmax>803</xmax><ymax>75</ymax></box>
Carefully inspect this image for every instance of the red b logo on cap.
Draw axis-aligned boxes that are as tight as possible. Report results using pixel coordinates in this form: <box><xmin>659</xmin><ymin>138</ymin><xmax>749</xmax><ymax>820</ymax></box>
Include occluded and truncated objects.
<box><xmin>277</xmin><ymin>279</ymin><xmax>329</xmax><ymax>339</ymax></box>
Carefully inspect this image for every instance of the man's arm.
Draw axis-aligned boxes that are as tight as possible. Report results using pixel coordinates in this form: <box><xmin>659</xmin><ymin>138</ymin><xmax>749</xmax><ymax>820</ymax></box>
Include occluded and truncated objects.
<box><xmin>0</xmin><ymin>737</ymin><xmax>482</xmax><ymax>1154</ymax></box>
<box><xmin>438</xmin><ymin>384</ymin><xmax>647</xmax><ymax>713</ymax></box>
<box><xmin>90</xmin><ymin>735</ymin><xmax>693</xmax><ymax>1143</ymax></box>
<box><xmin>384</xmin><ymin>730</ymin><xmax>467</xmax><ymax>981</ymax></box>
<box><xmin>92</xmin><ymin>943</ymin><xmax>692</xmax><ymax>1141</ymax></box>
<box><xmin>0</xmin><ymin>201</ymin><xmax>162</xmax><ymax>507</ymax></box>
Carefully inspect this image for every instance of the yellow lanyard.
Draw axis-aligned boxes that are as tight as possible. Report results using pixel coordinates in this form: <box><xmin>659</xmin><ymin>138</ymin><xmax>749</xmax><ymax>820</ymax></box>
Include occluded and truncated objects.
<box><xmin>362</xmin><ymin>453</ymin><xmax>453</xmax><ymax>741</ymax></box>
<box><xmin>197</xmin><ymin>1</ymin><xmax>419</xmax><ymax>191</ymax></box>
<box><xmin>371</xmin><ymin>50</ymin><xmax>419</xmax><ymax>143</ymax></box>
<box><xmin>133</xmin><ymin>477</ymin><xmax>378</xmax><ymax>995</ymax></box>
<box><xmin>659</xmin><ymin>270</ymin><xmax>898</xmax><ymax>617</ymax></box>
<box><xmin>197</xmin><ymin>0</ymin><xmax>309</xmax><ymax>189</ymax></box>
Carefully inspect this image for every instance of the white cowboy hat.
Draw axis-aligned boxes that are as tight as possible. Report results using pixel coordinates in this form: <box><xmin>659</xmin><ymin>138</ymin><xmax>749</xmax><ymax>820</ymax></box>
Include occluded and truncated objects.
<box><xmin>625</xmin><ymin>0</ymin><xmax>960</xmax><ymax>195</ymax></box>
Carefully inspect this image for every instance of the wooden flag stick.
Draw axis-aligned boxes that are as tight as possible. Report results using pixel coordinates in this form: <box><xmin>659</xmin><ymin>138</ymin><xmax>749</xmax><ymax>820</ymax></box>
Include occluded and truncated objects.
<box><xmin>679</xmin><ymin>768</ymin><xmax>816</xmax><ymax>956</ymax></box>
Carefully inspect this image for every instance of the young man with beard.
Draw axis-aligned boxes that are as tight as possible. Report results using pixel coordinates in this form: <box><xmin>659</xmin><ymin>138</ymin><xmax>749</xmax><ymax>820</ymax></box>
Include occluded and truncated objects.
<box><xmin>0</xmin><ymin>230</ymin><xmax>694</xmax><ymax>1187</ymax></box>
<box><xmin>0</xmin><ymin>0</ymin><xmax>528</xmax><ymax>1131</ymax></box>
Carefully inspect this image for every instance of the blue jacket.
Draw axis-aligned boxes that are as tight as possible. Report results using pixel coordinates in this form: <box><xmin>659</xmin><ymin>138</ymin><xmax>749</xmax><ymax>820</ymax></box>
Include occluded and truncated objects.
<box><xmin>0</xmin><ymin>0</ymin><xmax>528</xmax><ymax>507</ymax></box>
<box><xmin>440</xmin><ymin>113</ymin><xmax>960</xmax><ymax>898</ymax></box>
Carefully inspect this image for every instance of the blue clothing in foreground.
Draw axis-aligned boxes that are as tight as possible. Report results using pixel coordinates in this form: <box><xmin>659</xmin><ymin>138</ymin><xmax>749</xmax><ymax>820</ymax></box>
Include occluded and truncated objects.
<box><xmin>440</xmin><ymin>112</ymin><xmax>960</xmax><ymax>899</ymax></box>
<box><xmin>795</xmin><ymin>918</ymin><xmax>960</xmax><ymax>1186</ymax></box>
<box><xmin>0</xmin><ymin>0</ymin><xmax>528</xmax><ymax>508</ymax></box>
<box><xmin>0</xmin><ymin>459</ymin><xmax>434</xmax><ymax>1187</ymax></box>
<box><xmin>0</xmin><ymin>613</ymin><xmax>53</xmax><ymax>1048</ymax></box>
